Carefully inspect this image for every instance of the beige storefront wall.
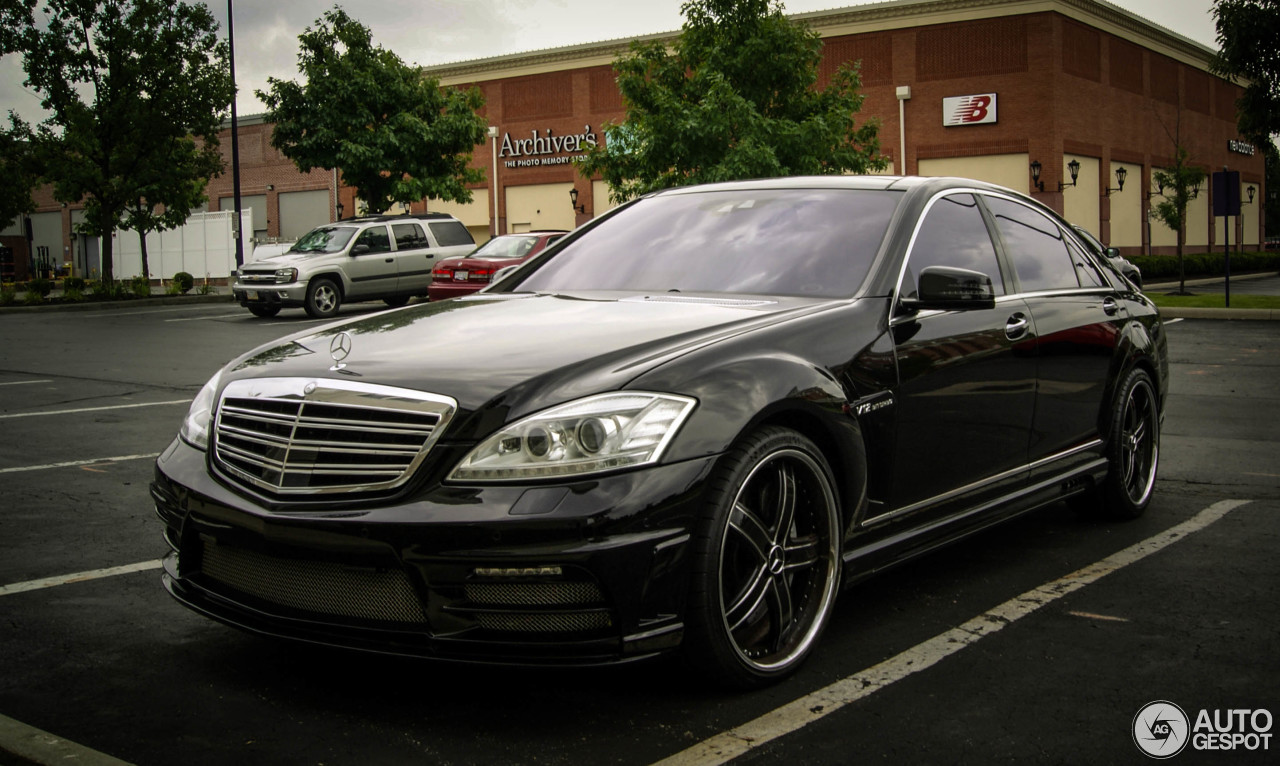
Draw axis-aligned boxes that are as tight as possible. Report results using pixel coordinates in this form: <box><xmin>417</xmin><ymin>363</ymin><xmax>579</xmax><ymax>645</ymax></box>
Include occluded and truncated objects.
<box><xmin>1110</xmin><ymin>162</ymin><xmax>1142</xmax><ymax>248</ymax></box>
<box><xmin>1062</xmin><ymin>155</ymin><xmax>1100</xmax><ymax>238</ymax></box>
<box><xmin>1150</xmin><ymin>169</ymin><xmax>1210</xmax><ymax>248</ymax></box>
<box><xmin>916</xmin><ymin>154</ymin><xmax>1030</xmax><ymax>195</ymax></box>
<box><xmin>427</xmin><ymin>193</ymin><xmax>493</xmax><ymax>245</ymax></box>
<box><xmin>506</xmin><ymin>183</ymin><xmax>577</xmax><ymax>234</ymax></box>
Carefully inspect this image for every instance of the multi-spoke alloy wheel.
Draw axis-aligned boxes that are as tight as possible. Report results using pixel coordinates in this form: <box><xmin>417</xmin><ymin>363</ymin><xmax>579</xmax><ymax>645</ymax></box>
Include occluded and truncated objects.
<box><xmin>1072</xmin><ymin>367</ymin><xmax>1160</xmax><ymax>519</ymax></box>
<box><xmin>685</xmin><ymin>427</ymin><xmax>841</xmax><ymax>688</ymax></box>
<box><xmin>305</xmin><ymin>277</ymin><xmax>341</xmax><ymax>318</ymax></box>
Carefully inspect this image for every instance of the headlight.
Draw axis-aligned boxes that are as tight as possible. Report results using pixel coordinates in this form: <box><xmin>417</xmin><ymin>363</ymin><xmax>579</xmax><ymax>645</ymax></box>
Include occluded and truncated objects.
<box><xmin>178</xmin><ymin>371</ymin><xmax>222</xmax><ymax>450</ymax></box>
<box><xmin>448</xmin><ymin>392</ymin><xmax>697</xmax><ymax>482</ymax></box>
<box><xmin>274</xmin><ymin>268</ymin><xmax>298</xmax><ymax>284</ymax></box>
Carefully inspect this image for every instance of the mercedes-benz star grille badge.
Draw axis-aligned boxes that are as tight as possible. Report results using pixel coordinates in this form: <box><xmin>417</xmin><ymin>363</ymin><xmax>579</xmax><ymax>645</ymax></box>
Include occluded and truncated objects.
<box><xmin>329</xmin><ymin>332</ymin><xmax>353</xmax><ymax>370</ymax></box>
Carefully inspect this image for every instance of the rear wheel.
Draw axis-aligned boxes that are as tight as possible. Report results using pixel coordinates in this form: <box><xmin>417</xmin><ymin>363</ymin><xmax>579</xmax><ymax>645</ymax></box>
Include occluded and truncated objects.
<box><xmin>246</xmin><ymin>304</ymin><xmax>280</xmax><ymax>318</ymax></box>
<box><xmin>383</xmin><ymin>295</ymin><xmax>409</xmax><ymax>308</ymax></box>
<box><xmin>683</xmin><ymin>427</ymin><xmax>842</xmax><ymax>689</ymax></box>
<box><xmin>1071</xmin><ymin>367</ymin><xmax>1159</xmax><ymax>519</ymax></box>
<box><xmin>305</xmin><ymin>278</ymin><xmax>341</xmax><ymax>318</ymax></box>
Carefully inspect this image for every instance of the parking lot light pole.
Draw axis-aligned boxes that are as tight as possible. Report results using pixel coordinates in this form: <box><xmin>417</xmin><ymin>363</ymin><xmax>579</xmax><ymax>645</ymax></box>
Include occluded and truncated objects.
<box><xmin>228</xmin><ymin>0</ymin><xmax>244</xmax><ymax>268</ymax></box>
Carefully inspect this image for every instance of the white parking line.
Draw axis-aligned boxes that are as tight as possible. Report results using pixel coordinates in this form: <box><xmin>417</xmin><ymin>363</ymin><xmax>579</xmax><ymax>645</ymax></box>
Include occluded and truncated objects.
<box><xmin>164</xmin><ymin>312</ymin><xmax>252</xmax><ymax>322</ymax></box>
<box><xmin>0</xmin><ymin>453</ymin><xmax>159</xmax><ymax>474</ymax></box>
<box><xmin>653</xmin><ymin>499</ymin><xmax>1252</xmax><ymax>766</ymax></box>
<box><xmin>0</xmin><ymin>559</ymin><xmax>163</xmax><ymax>597</ymax></box>
<box><xmin>0</xmin><ymin>379</ymin><xmax>52</xmax><ymax>386</ymax></box>
<box><xmin>0</xmin><ymin>400</ymin><xmax>189</xmax><ymax>419</ymax></box>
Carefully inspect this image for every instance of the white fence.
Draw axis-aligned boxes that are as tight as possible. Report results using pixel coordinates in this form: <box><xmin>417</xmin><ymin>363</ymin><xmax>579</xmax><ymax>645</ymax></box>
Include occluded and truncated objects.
<box><xmin>110</xmin><ymin>209</ymin><xmax>253</xmax><ymax>281</ymax></box>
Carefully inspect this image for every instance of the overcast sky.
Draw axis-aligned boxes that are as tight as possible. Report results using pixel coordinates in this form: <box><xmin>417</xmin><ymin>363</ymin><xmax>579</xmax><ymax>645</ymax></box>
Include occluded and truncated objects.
<box><xmin>0</xmin><ymin>0</ymin><xmax>1220</xmax><ymax>123</ymax></box>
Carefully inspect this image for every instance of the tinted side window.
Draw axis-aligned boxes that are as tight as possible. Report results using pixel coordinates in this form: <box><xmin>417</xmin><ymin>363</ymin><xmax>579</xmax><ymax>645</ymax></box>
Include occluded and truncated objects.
<box><xmin>354</xmin><ymin>225</ymin><xmax>391</xmax><ymax>253</ymax></box>
<box><xmin>1066</xmin><ymin>236</ymin><xmax>1106</xmax><ymax>287</ymax></box>
<box><xmin>905</xmin><ymin>193</ymin><xmax>1004</xmax><ymax>296</ymax></box>
<box><xmin>429</xmin><ymin>221</ymin><xmax>475</xmax><ymax>247</ymax></box>
<box><xmin>986</xmin><ymin>197</ymin><xmax>1079</xmax><ymax>292</ymax></box>
<box><xmin>392</xmin><ymin>223</ymin><xmax>427</xmax><ymax>250</ymax></box>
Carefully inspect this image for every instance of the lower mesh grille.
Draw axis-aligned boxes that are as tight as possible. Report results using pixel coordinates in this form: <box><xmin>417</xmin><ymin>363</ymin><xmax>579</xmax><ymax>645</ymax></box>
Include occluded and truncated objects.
<box><xmin>474</xmin><ymin>612</ymin><xmax>612</xmax><ymax>633</ymax></box>
<box><xmin>200</xmin><ymin>539</ymin><xmax>427</xmax><ymax>624</ymax></box>
<box><xmin>459</xmin><ymin>580</ymin><xmax>611</xmax><ymax>633</ymax></box>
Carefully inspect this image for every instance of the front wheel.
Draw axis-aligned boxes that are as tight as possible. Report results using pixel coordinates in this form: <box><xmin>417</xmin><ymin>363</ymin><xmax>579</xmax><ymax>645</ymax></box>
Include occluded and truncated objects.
<box><xmin>683</xmin><ymin>427</ymin><xmax>842</xmax><ymax>689</ymax></box>
<box><xmin>304</xmin><ymin>278</ymin><xmax>341</xmax><ymax>318</ymax></box>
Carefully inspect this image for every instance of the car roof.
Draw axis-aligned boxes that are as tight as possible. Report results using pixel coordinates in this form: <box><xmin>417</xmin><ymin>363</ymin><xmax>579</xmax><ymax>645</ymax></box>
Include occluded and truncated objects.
<box><xmin>648</xmin><ymin>174</ymin><xmax>1035</xmax><ymax>200</ymax></box>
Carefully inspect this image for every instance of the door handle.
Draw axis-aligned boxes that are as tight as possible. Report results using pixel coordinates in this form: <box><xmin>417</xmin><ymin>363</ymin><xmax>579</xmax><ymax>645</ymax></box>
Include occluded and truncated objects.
<box><xmin>1102</xmin><ymin>297</ymin><xmax>1119</xmax><ymax>316</ymax></box>
<box><xmin>1005</xmin><ymin>313</ymin><xmax>1029</xmax><ymax>340</ymax></box>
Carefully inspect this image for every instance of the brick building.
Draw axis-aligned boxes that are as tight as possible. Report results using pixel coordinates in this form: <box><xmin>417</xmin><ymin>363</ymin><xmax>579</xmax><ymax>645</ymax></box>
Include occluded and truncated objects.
<box><xmin>3</xmin><ymin>0</ymin><xmax>1264</xmax><ymax>281</ymax></box>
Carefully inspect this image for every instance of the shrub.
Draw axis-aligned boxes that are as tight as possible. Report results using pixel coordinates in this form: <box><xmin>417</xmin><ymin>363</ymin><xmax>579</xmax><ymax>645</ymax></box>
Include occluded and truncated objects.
<box><xmin>26</xmin><ymin>278</ymin><xmax>53</xmax><ymax>297</ymax></box>
<box><xmin>1127</xmin><ymin>251</ymin><xmax>1280</xmax><ymax>281</ymax></box>
<box><xmin>22</xmin><ymin>287</ymin><xmax>45</xmax><ymax>304</ymax></box>
<box><xmin>131</xmin><ymin>275</ymin><xmax>152</xmax><ymax>298</ymax></box>
<box><xmin>62</xmin><ymin>287</ymin><xmax>86</xmax><ymax>302</ymax></box>
<box><xmin>173</xmin><ymin>271</ymin><xmax>194</xmax><ymax>294</ymax></box>
<box><xmin>0</xmin><ymin>285</ymin><xmax>14</xmax><ymax>306</ymax></box>
<box><xmin>63</xmin><ymin>276</ymin><xmax>86</xmax><ymax>292</ymax></box>
<box><xmin>90</xmin><ymin>280</ymin><xmax>126</xmax><ymax>300</ymax></box>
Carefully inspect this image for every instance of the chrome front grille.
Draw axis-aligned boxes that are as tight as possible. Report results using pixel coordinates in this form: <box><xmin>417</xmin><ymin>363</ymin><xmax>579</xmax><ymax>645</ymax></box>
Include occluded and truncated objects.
<box><xmin>237</xmin><ymin>272</ymin><xmax>279</xmax><ymax>284</ymax></box>
<box><xmin>200</xmin><ymin>538</ymin><xmax>427</xmax><ymax>624</ymax></box>
<box><xmin>213</xmin><ymin>377</ymin><xmax>456</xmax><ymax>495</ymax></box>
<box><xmin>457</xmin><ymin>580</ymin><xmax>612</xmax><ymax>634</ymax></box>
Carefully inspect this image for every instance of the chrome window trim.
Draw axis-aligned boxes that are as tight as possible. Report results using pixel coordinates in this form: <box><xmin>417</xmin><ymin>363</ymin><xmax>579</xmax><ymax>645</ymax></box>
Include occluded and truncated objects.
<box><xmin>860</xmin><ymin>439</ymin><xmax>1104</xmax><ymax>527</ymax></box>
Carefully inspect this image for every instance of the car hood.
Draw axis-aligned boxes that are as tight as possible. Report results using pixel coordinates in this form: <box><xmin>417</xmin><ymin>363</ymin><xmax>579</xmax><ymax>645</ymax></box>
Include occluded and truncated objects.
<box><xmin>242</xmin><ymin>251</ymin><xmax>327</xmax><ymax>269</ymax></box>
<box><xmin>223</xmin><ymin>292</ymin><xmax>825</xmax><ymax>435</ymax></box>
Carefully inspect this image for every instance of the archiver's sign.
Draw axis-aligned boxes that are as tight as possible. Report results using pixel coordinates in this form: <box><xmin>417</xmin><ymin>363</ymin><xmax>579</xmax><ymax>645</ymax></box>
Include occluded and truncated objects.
<box><xmin>499</xmin><ymin>125</ymin><xmax>599</xmax><ymax>169</ymax></box>
<box><xmin>942</xmin><ymin>94</ymin><xmax>997</xmax><ymax>126</ymax></box>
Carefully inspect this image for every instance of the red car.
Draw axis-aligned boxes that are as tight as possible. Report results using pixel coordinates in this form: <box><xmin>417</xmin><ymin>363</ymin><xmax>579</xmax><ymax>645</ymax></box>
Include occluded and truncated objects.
<box><xmin>428</xmin><ymin>231</ymin><xmax>568</xmax><ymax>300</ymax></box>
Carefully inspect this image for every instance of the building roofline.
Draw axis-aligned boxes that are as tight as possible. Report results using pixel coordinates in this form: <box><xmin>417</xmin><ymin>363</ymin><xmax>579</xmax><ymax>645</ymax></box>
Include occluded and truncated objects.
<box><xmin>422</xmin><ymin>0</ymin><xmax>1219</xmax><ymax>85</ymax></box>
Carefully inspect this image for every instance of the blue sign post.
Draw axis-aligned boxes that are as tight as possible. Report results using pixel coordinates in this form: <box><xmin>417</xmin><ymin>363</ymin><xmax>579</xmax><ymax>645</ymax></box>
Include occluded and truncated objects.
<box><xmin>1212</xmin><ymin>169</ymin><xmax>1241</xmax><ymax>307</ymax></box>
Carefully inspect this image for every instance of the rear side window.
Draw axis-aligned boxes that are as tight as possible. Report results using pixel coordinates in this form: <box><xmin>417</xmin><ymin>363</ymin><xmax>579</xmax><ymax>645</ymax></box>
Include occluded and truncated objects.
<box><xmin>1066</xmin><ymin>237</ymin><xmax>1106</xmax><ymax>287</ymax></box>
<box><xmin>985</xmin><ymin>197</ymin><xmax>1079</xmax><ymax>292</ymax></box>
<box><xmin>429</xmin><ymin>221</ymin><xmax>475</xmax><ymax>247</ymax></box>
<box><xmin>905</xmin><ymin>193</ymin><xmax>1005</xmax><ymax>297</ymax></box>
<box><xmin>392</xmin><ymin>223</ymin><xmax>428</xmax><ymax>250</ymax></box>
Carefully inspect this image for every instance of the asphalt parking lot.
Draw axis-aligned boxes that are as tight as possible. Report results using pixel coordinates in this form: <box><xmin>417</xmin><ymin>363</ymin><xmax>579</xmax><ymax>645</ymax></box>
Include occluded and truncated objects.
<box><xmin>1</xmin><ymin>299</ymin><xmax>1278</xmax><ymax>765</ymax></box>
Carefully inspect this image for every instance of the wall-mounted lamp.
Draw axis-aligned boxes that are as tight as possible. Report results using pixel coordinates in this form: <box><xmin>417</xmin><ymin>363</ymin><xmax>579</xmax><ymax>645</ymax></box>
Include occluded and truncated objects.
<box><xmin>335</xmin><ymin>201</ymin><xmax>344</xmax><ymax>220</ymax></box>
<box><xmin>1191</xmin><ymin>181</ymin><xmax>1202</xmax><ymax>199</ymax></box>
<box><xmin>1104</xmin><ymin>166</ymin><xmax>1126</xmax><ymax>197</ymax></box>
<box><xmin>266</xmin><ymin>184</ymin><xmax>274</xmax><ymax>191</ymax></box>
<box><xmin>1245</xmin><ymin>185</ymin><xmax>1256</xmax><ymax>205</ymax></box>
<box><xmin>1059</xmin><ymin>159</ymin><xmax>1081</xmax><ymax>191</ymax></box>
<box><xmin>1146</xmin><ymin>180</ymin><xmax>1165</xmax><ymax>200</ymax></box>
<box><xmin>569</xmin><ymin>187</ymin><xmax>585</xmax><ymax>214</ymax></box>
<box><xmin>1030</xmin><ymin>160</ymin><xmax>1044</xmax><ymax>192</ymax></box>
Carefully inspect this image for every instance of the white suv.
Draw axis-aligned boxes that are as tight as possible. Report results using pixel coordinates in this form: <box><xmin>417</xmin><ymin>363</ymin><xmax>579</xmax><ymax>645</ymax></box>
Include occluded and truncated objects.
<box><xmin>232</xmin><ymin>214</ymin><xmax>475</xmax><ymax>318</ymax></box>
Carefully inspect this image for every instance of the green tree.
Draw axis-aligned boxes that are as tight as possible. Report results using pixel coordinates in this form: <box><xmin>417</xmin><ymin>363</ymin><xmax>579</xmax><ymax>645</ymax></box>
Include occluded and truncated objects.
<box><xmin>1212</xmin><ymin>0</ymin><xmax>1280</xmax><ymax>146</ymax></box>
<box><xmin>1151</xmin><ymin>146</ymin><xmax>1208</xmax><ymax>294</ymax></box>
<box><xmin>124</xmin><ymin>135</ymin><xmax>225</xmax><ymax>281</ymax></box>
<box><xmin>0</xmin><ymin>0</ymin><xmax>232</xmax><ymax>284</ymax></box>
<box><xmin>259</xmin><ymin>7</ymin><xmax>488</xmax><ymax>215</ymax></box>
<box><xmin>577</xmin><ymin>0</ymin><xmax>885</xmax><ymax>202</ymax></box>
<box><xmin>0</xmin><ymin>115</ymin><xmax>37</xmax><ymax>229</ymax></box>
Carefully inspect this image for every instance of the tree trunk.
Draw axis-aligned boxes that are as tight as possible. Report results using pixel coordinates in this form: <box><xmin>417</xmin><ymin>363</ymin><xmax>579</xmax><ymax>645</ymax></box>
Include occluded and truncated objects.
<box><xmin>1177</xmin><ymin>226</ymin><xmax>1186</xmax><ymax>294</ymax></box>
<box><xmin>101</xmin><ymin>229</ymin><xmax>114</xmax><ymax>284</ymax></box>
<box><xmin>138</xmin><ymin>229</ymin><xmax>150</xmax><ymax>284</ymax></box>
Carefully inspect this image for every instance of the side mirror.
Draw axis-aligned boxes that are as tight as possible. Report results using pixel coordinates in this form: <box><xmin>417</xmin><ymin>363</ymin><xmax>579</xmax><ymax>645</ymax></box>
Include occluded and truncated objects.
<box><xmin>351</xmin><ymin>244</ymin><xmax>371</xmax><ymax>256</ymax></box>
<box><xmin>1104</xmin><ymin>247</ymin><xmax>1121</xmax><ymax>259</ymax></box>
<box><xmin>901</xmin><ymin>266</ymin><xmax>996</xmax><ymax>311</ymax></box>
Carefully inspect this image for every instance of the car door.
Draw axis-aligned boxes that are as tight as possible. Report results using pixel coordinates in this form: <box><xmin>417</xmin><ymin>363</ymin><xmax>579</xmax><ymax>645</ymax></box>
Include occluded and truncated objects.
<box><xmin>873</xmin><ymin>192</ymin><xmax>1037</xmax><ymax>523</ymax></box>
<box><xmin>391</xmin><ymin>222</ymin><xmax>434</xmax><ymax>295</ymax></box>
<box><xmin>344</xmin><ymin>224</ymin><xmax>397</xmax><ymax>299</ymax></box>
<box><xmin>983</xmin><ymin>195</ymin><xmax>1123</xmax><ymax>482</ymax></box>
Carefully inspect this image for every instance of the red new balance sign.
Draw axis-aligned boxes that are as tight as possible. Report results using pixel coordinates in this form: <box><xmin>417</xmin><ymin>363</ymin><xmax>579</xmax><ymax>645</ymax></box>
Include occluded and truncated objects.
<box><xmin>942</xmin><ymin>93</ymin><xmax>998</xmax><ymax>126</ymax></box>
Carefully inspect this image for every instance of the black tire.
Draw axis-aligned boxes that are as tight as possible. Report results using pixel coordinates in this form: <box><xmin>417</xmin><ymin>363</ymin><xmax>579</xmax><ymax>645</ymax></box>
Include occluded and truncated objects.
<box><xmin>246</xmin><ymin>304</ymin><xmax>280</xmax><ymax>318</ymax></box>
<box><xmin>383</xmin><ymin>295</ymin><xmax>409</xmax><ymax>308</ymax></box>
<box><xmin>304</xmin><ymin>278</ymin><xmax>341</xmax><ymax>318</ymax></box>
<box><xmin>1071</xmin><ymin>367</ymin><xmax>1160</xmax><ymax>519</ymax></box>
<box><xmin>683</xmin><ymin>426</ymin><xmax>842</xmax><ymax>689</ymax></box>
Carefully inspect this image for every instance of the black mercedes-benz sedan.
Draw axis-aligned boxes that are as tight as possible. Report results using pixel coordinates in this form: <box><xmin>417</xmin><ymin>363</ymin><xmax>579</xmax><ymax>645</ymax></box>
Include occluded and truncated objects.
<box><xmin>152</xmin><ymin>176</ymin><xmax>1167</xmax><ymax>688</ymax></box>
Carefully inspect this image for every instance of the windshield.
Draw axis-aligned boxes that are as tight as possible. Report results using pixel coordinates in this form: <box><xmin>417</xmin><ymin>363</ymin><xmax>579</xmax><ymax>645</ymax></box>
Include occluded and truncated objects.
<box><xmin>290</xmin><ymin>226</ymin><xmax>357</xmax><ymax>254</ymax></box>
<box><xmin>470</xmin><ymin>235</ymin><xmax>541</xmax><ymax>259</ymax></box>
<box><xmin>515</xmin><ymin>188</ymin><xmax>901</xmax><ymax>298</ymax></box>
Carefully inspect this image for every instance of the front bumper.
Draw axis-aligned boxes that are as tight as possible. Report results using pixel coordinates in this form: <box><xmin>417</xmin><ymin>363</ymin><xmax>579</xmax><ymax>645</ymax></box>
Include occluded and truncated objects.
<box><xmin>231</xmin><ymin>280</ymin><xmax>307</xmax><ymax>308</ymax></box>
<box><xmin>151</xmin><ymin>437</ymin><xmax>715</xmax><ymax>666</ymax></box>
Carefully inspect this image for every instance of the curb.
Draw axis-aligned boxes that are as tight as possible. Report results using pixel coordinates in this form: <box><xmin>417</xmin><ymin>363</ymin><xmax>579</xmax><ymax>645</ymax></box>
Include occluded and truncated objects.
<box><xmin>0</xmin><ymin>293</ymin><xmax>232</xmax><ymax>315</ymax></box>
<box><xmin>1158</xmin><ymin>307</ymin><xmax>1279</xmax><ymax>320</ymax></box>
